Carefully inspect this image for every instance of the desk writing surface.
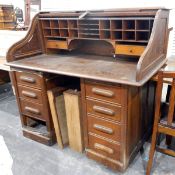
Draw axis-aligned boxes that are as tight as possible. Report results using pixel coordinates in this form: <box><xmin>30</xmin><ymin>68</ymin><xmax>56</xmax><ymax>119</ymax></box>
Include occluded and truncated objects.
<box><xmin>7</xmin><ymin>54</ymin><xmax>143</xmax><ymax>86</ymax></box>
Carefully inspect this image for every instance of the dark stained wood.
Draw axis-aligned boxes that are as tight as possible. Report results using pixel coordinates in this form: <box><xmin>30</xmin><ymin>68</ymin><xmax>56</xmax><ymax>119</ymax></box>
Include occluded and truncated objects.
<box><xmin>6</xmin><ymin>8</ymin><xmax>169</xmax><ymax>172</ymax></box>
<box><xmin>136</xmin><ymin>10</ymin><xmax>169</xmax><ymax>81</ymax></box>
<box><xmin>87</xmin><ymin>114</ymin><xmax>121</xmax><ymax>142</ymax></box>
<box><xmin>81</xmin><ymin>79</ymin><xmax>156</xmax><ymax>171</ymax></box>
<box><xmin>146</xmin><ymin>70</ymin><xmax>175</xmax><ymax>175</ymax></box>
<box><xmin>7</xmin><ymin>54</ymin><xmax>140</xmax><ymax>86</ymax></box>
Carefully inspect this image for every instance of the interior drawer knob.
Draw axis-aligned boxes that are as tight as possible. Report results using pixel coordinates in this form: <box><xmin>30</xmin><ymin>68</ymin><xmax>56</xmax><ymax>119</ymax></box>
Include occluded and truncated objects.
<box><xmin>20</xmin><ymin>76</ymin><xmax>36</xmax><ymax>83</ymax></box>
<box><xmin>93</xmin><ymin>105</ymin><xmax>115</xmax><ymax>116</ymax></box>
<box><xmin>24</xmin><ymin>106</ymin><xmax>40</xmax><ymax>115</ymax></box>
<box><xmin>93</xmin><ymin>124</ymin><xmax>113</xmax><ymax>134</ymax></box>
<box><xmin>92</xmin><ymin>87</ymin><xmax>114</xmax><ymax>98</ymax></box>
<box><xmin>94</xmin><ymin>143</ymin><xmax>114</xmax><ymax>154</ymax></box>
<box><xmin>22</xmin><ymin>90</ymin><xmax>37</xmax><ymax>98</ymax></box>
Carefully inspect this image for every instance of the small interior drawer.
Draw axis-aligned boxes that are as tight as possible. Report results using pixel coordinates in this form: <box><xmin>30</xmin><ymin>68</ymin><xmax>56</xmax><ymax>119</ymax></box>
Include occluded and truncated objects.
<box><xmin>46</xmin><ymin>40</ymin><xmax>68</xmax><ymax>49</ymax></box>
<box><xmin>85</xmin><ymin>81</ymin><xmax>123</xmax><ymax>105</ymax></box>
<box><xmin>15</xmin><ymin>71</ymin><xmax>44</xmax><ymax>89</ymax></box>
<box><xmin>18</xmin><ymin>85</ymin><xmax>43</xmax><ymax>104</ymax></box>
<box><xmin>86</xmin><ymin>99</ymin><xmax>121</xmax><ymax>122</ymax></box>
<box><xmin>87</xmin><ymin>115</ymin><xmax>121</xmax><ymax>142</ymax></box>
<box><xmin>20</xmin><ymin>99</ymin><xmax>46</xmax><ymax>121</ymax></box>
<box><xmin>88</xmin><ymin>134</ymin><xmax>121</xmax><ymax>161</ymax></box>
<box><xmin>115</xmin><ymin>44</ymin><xmax>145</xmax><ymax>56</ymax></box>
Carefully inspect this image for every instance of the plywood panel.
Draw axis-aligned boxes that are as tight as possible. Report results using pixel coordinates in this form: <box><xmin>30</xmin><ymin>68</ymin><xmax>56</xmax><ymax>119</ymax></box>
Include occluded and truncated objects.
<box><xmin>64</xmin><ymin>89</ymin><xmax>84</xmax><ymax>152</ymax></box>
<box><xmin>47</xmin><ymin>87</ymin><xmax>68</xmax><ymax>149</ymax></box>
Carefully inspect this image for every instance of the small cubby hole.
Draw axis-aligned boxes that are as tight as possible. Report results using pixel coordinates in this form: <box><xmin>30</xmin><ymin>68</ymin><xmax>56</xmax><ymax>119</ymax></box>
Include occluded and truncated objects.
<box><xmin>123</xmin><ymin>20</ymin><xmax>135</xmax><ymax>30</ymax></box>
<box><xmin>68</xmin><ymin>20</ymin><xmax>78</xmax><ymax>29</ymax></box>
<box><xmin>51</xmin><ymin>29</ymin><xmax>60</xmax><ymax>36</ymax></box>
<box><xmin>111</xmin><ymin>20</ymin><xmax>122</xmax><ymax>30</ymax></box>
<box><xmin>111</xmin><ymin>31</ymin><xmax>122</xmax><ymax>40</ymax></box>
<box><xmin>59</xmin><ymin>20</ymin><xmax>68</xmax><ymax>28</ymax></box>
<box><xmin>60</xmin><ymin>29</ymin><xmax>69</xmax><ymax>37</ymax></box>
<box><xmin>42</xmin><ymin>20</ymin><xmax>50</xmax><ymax>28</ymax></box>
<box><xmin>100</xmin><ymin>30</ymin><xmax>110</xmax><ymax>39</ymax></box>
<box><xmin>136</xmin><ymin>31</ymin><xmax>149</xmax><ymax>41</ymax></box>
<box><xmin>50</xmin><ymin>20</ymin><xmax>59</xmax><ymax>28</ymax></box>
<box><xmin>136</xmin><ymin>20</ymin><xmax>150</xmax><ymax>30</ymax></box>
<box><xmin>100</xmin><ymin>20</ymin><xmax>110</xmax><ymax>29</ymax></box>
<box><xmin>69</xmin><ymin>29</ymin><xmax>78</xmax><ymax>38</ymax></box>
<box><xmin>123</xmin><ymin>31</ymin><xmax>135</xmax><ymax>41</ymax></box>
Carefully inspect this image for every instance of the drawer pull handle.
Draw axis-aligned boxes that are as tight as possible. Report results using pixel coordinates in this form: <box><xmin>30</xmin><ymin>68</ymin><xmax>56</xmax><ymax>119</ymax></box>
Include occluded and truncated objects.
<box><xmin>92</xmin><ymin>88</ymin><xmax>114</xmax><ymax>98</ymax></box>
<box><xmin>94</xmin><ymin>143</ymin><xmax>114</xmax><ymax>154</ymax></box>
<box><xmin>93</xmin><ymin>124</ymin><xmax>113</xmax><ymax>134</ymax></box>
<box><xmin>22</xmin><ymin>91</ymin><xmax>37</xmax><ymax>98</ymax></box>
<box><xmin>20</xmin><ymin>76</ymin><xmax>36</xmax><ymax>83</ymax></box>
<box><xmin>93</xmin><ymin>105</ymin><xmax>115</xmax><ymax>116</ymax></box>
<box><xmin>24</xmin><ymin>106</ymin><xmax>40</xmax><ymax>115</ymax></box>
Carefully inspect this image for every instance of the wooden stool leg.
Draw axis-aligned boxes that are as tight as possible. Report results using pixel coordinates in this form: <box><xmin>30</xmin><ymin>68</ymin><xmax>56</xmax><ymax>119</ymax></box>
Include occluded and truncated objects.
<box><xmin>146</xmin><ymin>129</ymin><xmax>158</xmax><ymax>175</ymax></box>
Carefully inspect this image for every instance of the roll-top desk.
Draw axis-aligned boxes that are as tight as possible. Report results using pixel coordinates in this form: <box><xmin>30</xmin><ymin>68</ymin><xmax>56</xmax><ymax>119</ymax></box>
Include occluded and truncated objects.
<box><xmin>6</xmin><ymin>8</ymin><xmax>169</xmax><ymax>172</ymax></box>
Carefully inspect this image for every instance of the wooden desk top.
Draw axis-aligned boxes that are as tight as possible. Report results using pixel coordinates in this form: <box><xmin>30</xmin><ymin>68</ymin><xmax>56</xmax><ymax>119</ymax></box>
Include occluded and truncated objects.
<box><xmin>6</xmin><ymin>54</ymin><xmax>148</xmax><ymax>86</ymax></box>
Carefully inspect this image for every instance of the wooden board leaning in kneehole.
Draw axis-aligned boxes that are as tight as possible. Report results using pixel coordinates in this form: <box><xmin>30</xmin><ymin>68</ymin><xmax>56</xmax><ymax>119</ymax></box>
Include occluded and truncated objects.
<box><xmin>63</xmin><ymin>89</ymin><xmax>84</xmax><ymax>153</ymax></box>
<box><xmin>47</xmin><ymin>87</ymin><xmax>69</xmax><ymax>149</ymax></box>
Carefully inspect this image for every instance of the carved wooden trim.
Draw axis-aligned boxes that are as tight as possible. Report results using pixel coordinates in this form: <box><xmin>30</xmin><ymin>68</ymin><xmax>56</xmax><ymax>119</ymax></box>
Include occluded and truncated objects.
<box><xmin>7</xmin><ymin>13</ymin><xmax>43</xmax><ymax>62</ymax></box>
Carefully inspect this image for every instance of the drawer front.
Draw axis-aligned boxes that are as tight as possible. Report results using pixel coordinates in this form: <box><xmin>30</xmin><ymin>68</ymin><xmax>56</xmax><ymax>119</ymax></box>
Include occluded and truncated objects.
<box><xmin>85</xmin><ymin>81</ymin><xmax>122</xmax><ymax>105</ymax></box>
<box><xmin>20</xmin><ymin>100</ymin><xmax>46</xmax><ymax>120</ymax></box>
<box><xmin>115</xmin><ymin>44</ymin><xmax>145</xmax><ymax>56</ymax></box>
<box><xmin>86</xmin><ymin>99</ymin><xmax>121</xmax><ymax>122</ymax></box>
<box><xmin>18</xmin><ymin>85</ymin><xmax>43</xmax><ymax>104</ymax></box>
<box><xmin>88</xmin><ymin>134</ymin><xmax>121</xmax><ymax>160</ymax></box>
<box><xmin>15</xmin><ymin>71</ymin><xmax>44</xmax><ymax>89</ymax></box>
<box><xmin>46</xmin><ymin>40</ymin><xmax>68</xmax><ymax>49</ymax></box>
<box><xmin>88</xmin><ymin>115</ymin><xmax>121</xmax><ymax>142</ymax></box>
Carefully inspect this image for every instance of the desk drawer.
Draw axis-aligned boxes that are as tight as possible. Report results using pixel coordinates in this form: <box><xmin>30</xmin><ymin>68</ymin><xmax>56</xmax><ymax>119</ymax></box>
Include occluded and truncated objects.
<box><xmin>88</xmin><ymin>115</ymin><xmax>121</xmax><ymax>142</ymax></box>
<box><xmin>115</xmin><ymin>44</ymin><xmax>145</xmax><ymax>56</ymax></box>
<box><xmin>86</xmin><ymin>99</ymin><xmax>121</xmax><ymax>122</ymax></box>
<box><xmin>15</xmin><ymin>71</ymin><xmax>44</xmax><ymax>89</ymax></box>
<box><xmin>18</xmin><ymin>85</ymin><xmax>43</xmax><ymax>104</ymax></box>
<box><xmin>46</xmin><ymin>40</ymin><xmax>68</xmax><ymax>50</ymax></box>
<box><xmin>88</xmin><ymin>134</ymin><xmax>121</xmax><ymax>161</ymax></box>
<box><xmin>85</xmin><ymin>81</ymin><xmax>122</xmax><ymax>105</ymax></box>
<box><xmin>20</xmin><ymin>100</ymin><xmax>46</xmax><ymax>121</ymax></box>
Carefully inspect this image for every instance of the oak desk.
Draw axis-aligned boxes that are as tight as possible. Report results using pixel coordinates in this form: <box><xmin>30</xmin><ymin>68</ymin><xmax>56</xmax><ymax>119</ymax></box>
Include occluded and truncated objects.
<box><xmin>6</xmin><ymin>8</ymin><xmax>169</xmax><ymax>172</ymax></box>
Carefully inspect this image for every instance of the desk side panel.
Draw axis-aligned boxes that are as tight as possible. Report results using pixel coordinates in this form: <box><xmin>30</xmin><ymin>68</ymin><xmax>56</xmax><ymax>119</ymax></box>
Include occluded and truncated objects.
<box><xmin>6</xmin><ymin>13</ymin><xmax>44</xmax><ymax>62</ymax></box>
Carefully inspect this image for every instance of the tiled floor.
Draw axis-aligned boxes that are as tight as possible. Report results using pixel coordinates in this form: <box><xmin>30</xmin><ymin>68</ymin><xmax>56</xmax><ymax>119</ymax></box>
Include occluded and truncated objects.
<box><xmin>0</xmin><ymin>85</ymin><xmax>174</xmax><ymax>175</ymax></box>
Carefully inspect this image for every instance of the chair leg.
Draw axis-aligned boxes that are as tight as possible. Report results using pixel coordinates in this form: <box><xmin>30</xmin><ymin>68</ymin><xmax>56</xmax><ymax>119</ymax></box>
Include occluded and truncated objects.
<box><xmin>146</xmin><ymin>130</ymin><xmax>158</xmax><ymax>175</ymax></box>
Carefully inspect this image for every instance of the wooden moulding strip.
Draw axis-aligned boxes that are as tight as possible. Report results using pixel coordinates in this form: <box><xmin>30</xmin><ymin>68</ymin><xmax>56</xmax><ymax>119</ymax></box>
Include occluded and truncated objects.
<box><xmin>63</xmin><ymin>89</ymin><xmax>84</xmax><ymax>153</ymax></box>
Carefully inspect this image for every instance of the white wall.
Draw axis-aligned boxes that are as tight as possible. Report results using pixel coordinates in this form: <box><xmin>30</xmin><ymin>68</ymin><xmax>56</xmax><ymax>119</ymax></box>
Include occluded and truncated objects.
<box><xmin>41</xmin><ymin>0</ymin><xmax>175</xmax><ymax>11</ymax></box>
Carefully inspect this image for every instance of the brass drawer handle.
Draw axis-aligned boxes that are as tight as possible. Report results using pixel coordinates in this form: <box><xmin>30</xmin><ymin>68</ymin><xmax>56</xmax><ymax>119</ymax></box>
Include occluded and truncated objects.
<box><xmin>93</xmin><ymin>124</ymin><xmax>113</xmax><ymax>134</ymax></box>
<box><xmin>20</xmin><ymin>76</ymin><xmax>36</xmax><ymax>83</ymax></box>
<box><xmin>22</xmin><ymin>90</ymin><xmax>37</xmax><ymax>98</ymax></box>
<box><xmin>24</xmin><ymin>106</ymin><xmax>40</xmax><ymax>115</ymax></box>
<box><xmin>93</xmin><ymin>105</ymin><xmax>115</xmax><ymax>116</ymax></box>
<box><xmin>92</xmin><ymin>87</ymin><xmax>114</xmax><ymax>98</ymax></box>
<box><xmin>94</xmin><ymin>143</ymin><xmax>114</xmax><ymax>154</ymax></box>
